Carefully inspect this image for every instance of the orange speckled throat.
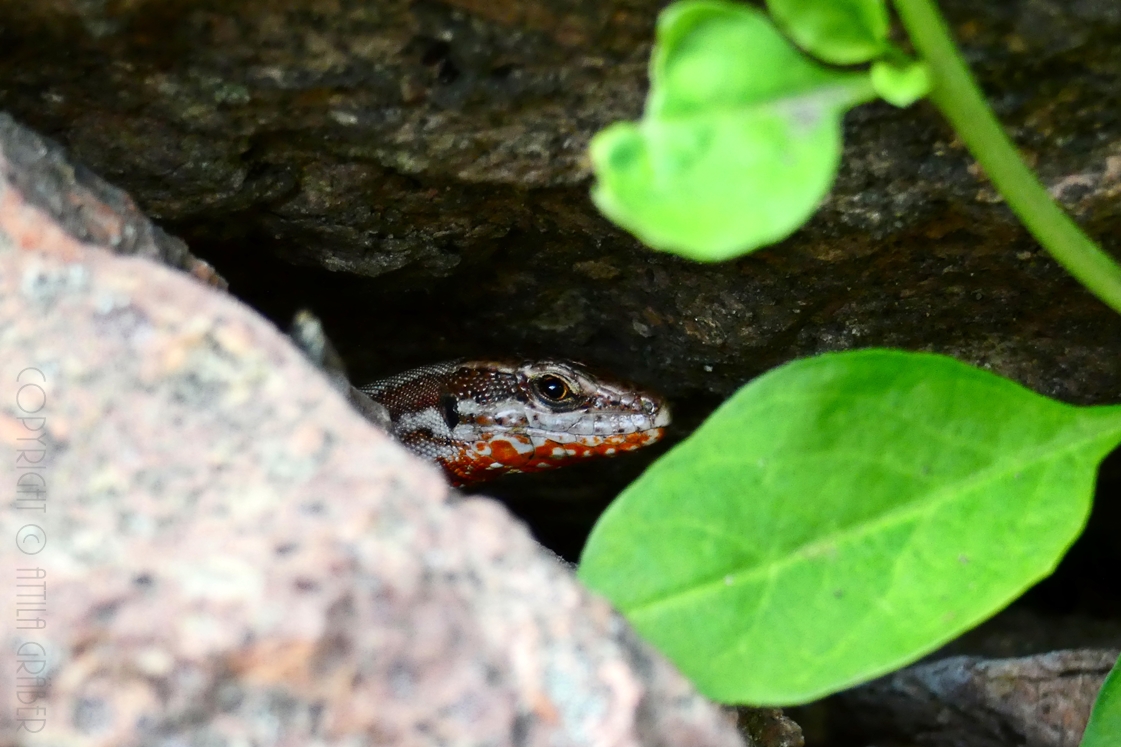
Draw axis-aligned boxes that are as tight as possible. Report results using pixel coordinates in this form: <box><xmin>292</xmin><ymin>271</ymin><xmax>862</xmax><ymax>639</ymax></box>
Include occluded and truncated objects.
<box><xmin>359</xmin><ymin>359</ymin><xmax>670</xmax><ymax>486</ymax></box>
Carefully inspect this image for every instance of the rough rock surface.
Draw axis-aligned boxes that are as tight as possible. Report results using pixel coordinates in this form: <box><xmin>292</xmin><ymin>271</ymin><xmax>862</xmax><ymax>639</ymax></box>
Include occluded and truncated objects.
<box><xmin>788</xmin><ymin>609</ymin><xmax>1121</xmax><ymax>746</ymax></box>
<box><xmin>3</xmin><ymin>0</ymin><xmax>1121</xmax><ymax>408</ymax></box>
<box><xmin>1</xmin><ymin>2</ymin><xmax>1120</xmax><ymax>742</ymax></box>
<box><xmin>0</xmin><ymin>113</ymin><xmax>224</xmax><ymax>288</ymax></box>
<box><xmin>736</xmin><ymin>708</ymin><xmax>804</xmax><ymax>747</ymax></box>
<box><xmin>4</xmin><ymin>0</ymin><xmax>1121</xmax><ymax>527</ymax></box>
<box><xmin>0</xmin><ymin>117</ymin><xmax>751</xmax><ymax>747</ymax></box>
<box><xmin>832</xmin><ymin>649</ymin><xmax>1119</xmax><ymax>747</ymax></box>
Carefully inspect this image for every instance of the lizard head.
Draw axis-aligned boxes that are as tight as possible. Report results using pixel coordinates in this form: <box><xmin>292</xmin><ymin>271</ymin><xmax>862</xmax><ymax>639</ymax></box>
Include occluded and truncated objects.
<box><xmin>360</xmin><ymin>358</ymin><xmax>670</xmax><ymax>486</ymax></box>
<box><xmin>446</xmin><ymin>359</ymin><xmax>671</xmax><ymax>484</ymax></box>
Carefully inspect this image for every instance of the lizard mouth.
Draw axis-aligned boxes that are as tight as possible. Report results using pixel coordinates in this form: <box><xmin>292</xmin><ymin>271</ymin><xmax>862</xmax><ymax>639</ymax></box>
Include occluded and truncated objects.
<box><xmin>493</xmin><ymin>406</ymin><xmax>670</xmax><ymax>440</ymax></box>
<box><xmin>457</xmin><ymin>425</ymin><xmax>668</xmax><ymax>478</ymax></box>
<box><xmin>510</xmin><ymin>397</ymin><xmax>671</xmax><ymax>439</ymax></box>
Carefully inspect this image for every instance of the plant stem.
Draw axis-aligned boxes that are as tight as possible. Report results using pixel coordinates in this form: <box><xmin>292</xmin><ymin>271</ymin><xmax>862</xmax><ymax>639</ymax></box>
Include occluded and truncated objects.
<box><xmin>893</xmin><ymin>0</ymin><xmax>1121</xmax><ymax>315</ymax></box>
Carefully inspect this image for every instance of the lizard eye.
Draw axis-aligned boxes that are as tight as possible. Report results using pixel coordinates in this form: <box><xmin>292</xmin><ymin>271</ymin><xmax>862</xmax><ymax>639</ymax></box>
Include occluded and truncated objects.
<box><xmin>533</xmin><ymin>374</ymin><xmax>572</xmax><ymax>402</ymax></box>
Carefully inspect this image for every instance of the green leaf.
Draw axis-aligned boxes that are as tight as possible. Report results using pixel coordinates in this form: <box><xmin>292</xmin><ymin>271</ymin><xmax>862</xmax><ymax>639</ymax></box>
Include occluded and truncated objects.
<box><xmin>766</xmin><ymin>0</ymin><xmax>890</xmax><ymax>65</ymax></box>
<box><xmin>589</xmin><ymin>0</ymin><xmax>875</xmax><ymax>261</ymax></box>
<box><xmin>579</xmin><ymin>350</ymin><xmax>1121</xmax><ymax>705</ymax></box>
<box><xmin>649</xmin><ymin>1</ymin><xmax>854</xmax><ymax>116</ymax></box>
<box><xmin>1082</xmin><ymin>655</ymin><xmax>1121</xmax><ymax>747</ymax></box>
<box><xmin>591</xmin><ymin>108</ymin><xmax>841</xmax><ymax>261</ymax></box>
<box><xmin>871</xmin><ymin>58</ymin><xmax>932</xmax><ymax>107</ymax></box>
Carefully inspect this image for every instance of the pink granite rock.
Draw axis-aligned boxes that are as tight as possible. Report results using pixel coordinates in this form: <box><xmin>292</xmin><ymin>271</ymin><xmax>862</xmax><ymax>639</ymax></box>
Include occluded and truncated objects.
<box><xmin>0</xmin><ymin>114</ymin><xmax>750</xmax><ymax>747</ymax></box>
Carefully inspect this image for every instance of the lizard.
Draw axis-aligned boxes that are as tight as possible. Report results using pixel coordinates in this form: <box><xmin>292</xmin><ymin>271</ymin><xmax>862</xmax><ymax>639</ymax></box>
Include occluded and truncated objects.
<box><xmin>288</xmin><ymin>311</ymin><xmax>670</xmax><ymax>487</ymax></box>
<box><xmin>358</xmin><ymin>359</ymin><xmax>671</xmax><ymax>486</ymax></box>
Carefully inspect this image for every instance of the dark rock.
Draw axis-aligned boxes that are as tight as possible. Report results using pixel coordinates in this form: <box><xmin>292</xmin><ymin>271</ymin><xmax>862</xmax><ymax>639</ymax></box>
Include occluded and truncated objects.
<box><xmin>737</xmin><ymin>707</ymin><xmax>804</xmax><ymax>747</ymax></box>
<box><xmin>0</xmin><ymin>112</ymin><xmax>224</xmax><ymax>287</ymax></box>
<box><xmin>1</xmin><ymin>5</ymin><xmax>1117</xmax><ymax>744</ymax></box>
<box><xmin>941</xmin><ymin>608</ymin><xmax>1121</xmax><ymax>661</ymax></box>
<box><xmin>831</xmin><ymin>649</ymin><xmax>1119</xmax><ymax>747</ymax></box>
<box><xmin>288</xmin><ymin>307</ymin><xmax>394</xmax><ymax>429</ymax></box>
<box><xmin>789</xmin><ymin>601</ymin><xmax>1121</xmax><ymax>746</ymax></box>
<box><xmin>4</xmin><ymin>0</ymin><xmax>1121</xmax><ymax>551</ymax></box>
<box><xmin>1</xmin><ymin>0</ymin><xmax>1121</xmax><ymax>405</ymax></box>
<box><xmin>0</xmin><ymin>120</ymin><xmax>750</xmax><ymax>747</ymax></box>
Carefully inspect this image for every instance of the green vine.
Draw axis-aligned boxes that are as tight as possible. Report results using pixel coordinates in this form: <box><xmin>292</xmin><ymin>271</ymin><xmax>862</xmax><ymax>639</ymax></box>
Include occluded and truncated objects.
<box><xmin>581</xmin><ymin>0</ymin><xmax>1121</xmax><ymax>735</ymax></box>
<box><xmin>894</xmin><ymin>0</ymin><xmax>1121</xmax><ymax>315</ymax></box>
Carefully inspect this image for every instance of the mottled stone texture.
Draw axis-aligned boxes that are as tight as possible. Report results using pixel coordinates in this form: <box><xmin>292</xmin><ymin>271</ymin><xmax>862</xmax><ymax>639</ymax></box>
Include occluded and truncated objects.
<box><xmin>0</xmin><ymin>114</ymin><xmax>225</xmax><ymax>288</ymax></box>
<box><xmin>0</xmin><ymin>119</ymin><xmax>749</xmax><ymax>747</ymax></box>
<box><xmin>833</xmin><ymin>649</ymin><xmax>1119</xmax><ymax>747</ymax></box>
<box><xmin>788</xmin><ymin>610</ymin><xmax>1121</xmax><ymax>746</ymax></box>
<box><xmin>3</xmin><ymin>0</ymin><xmax>1121</xmax><ymax>408</ymax></box>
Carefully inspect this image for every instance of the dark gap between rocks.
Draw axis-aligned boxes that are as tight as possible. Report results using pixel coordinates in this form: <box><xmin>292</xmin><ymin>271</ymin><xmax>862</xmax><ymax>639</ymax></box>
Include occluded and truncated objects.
<box><xmin>176</xmin><ymin>220</ymin><xmax>706</xmax><ymax>562</ymax></box>
<box><xmin>184</xmin><ymin>219</ymin><xmax>1121</xmax><ymax>747</ymax></box>
<box><xmin>180</xmin><ymin>220</ymin><xmax>1121</xmax><ymax>602</ymax></box>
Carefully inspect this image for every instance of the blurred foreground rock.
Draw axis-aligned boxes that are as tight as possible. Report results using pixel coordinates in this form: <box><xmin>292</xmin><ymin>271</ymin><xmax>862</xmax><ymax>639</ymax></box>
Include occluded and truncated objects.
<box><xmin>0</xmin><ymin>115</ymin><xmax>752</xmax><ymax>747</ymax></box>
